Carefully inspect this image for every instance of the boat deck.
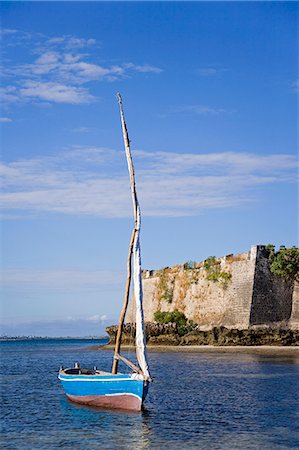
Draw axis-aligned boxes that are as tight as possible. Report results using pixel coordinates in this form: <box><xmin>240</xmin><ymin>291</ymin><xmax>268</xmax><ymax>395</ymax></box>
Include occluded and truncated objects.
<box><xmin>61</xmin><ymin>368</ymin><xmax>112</xmax><ymax>376</ymax></box>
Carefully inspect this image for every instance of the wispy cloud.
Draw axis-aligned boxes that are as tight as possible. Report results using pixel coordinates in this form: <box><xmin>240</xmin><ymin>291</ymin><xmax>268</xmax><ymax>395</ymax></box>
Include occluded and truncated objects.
<box><xmin>0</xmin><ymin>28</ymin><xmax>34</xmax><ymax>47</ymax></box>
<box><xmin>174</xmin><ymin>104</ymin><xmax>228</xmax><ymax>115</ymax></box>
<box><xmin>0</xmin><ymin>117</ymin><xmax>12</xmax><ymax>123</ymax></box>
<box><xmin>157</xmin><ymin>103</ymin><xmax>230</xmax><ymax>118</ymax></box>
<box><xmin>123</xmin><ymin>62</ymin><xmax>162</xmax><ymax>74</ymax></box>
<box><xmin>0</xmin><ymin>147</ymin><xmax>297</xmax><ymax>219</ymax></box>
<box><xmin>0</xmin><ymin>315</ymin><xmax>112</xmax><ymax>337</ymax></box>
<box><xmin>19</xmin><ymin>52</ymin><xmax>162</xmax><ymax>85</ymax></box>
<box><xmin>135</xmin><ymin>150</ymin><xmax>297</xmax><ymax>174</ymax></box>
<box><xmin>1</xmin><ymin>267</ymin><xmax>121</xmax><ymax>335</ymax></box>
<box><xmin>1</xmin><ymin>268</ymin><xmax>123</xmax><ymax>290</ymax></box>
<box><xmin>71</xmin><ymin>126</ymin><xmax>93</xmax><ymax>133</ymax></box>
<box><xmin>0</xmin><ymin>86</ymin><xmax>19</xmax><ymax>103</ymax></box>
<box><xmin>0</xmin><ymin>28</ymin><xmax>19</xmax><ymax>36</ymax></box>
<box><xmin>1</xmin><ymin>31</ymin><xmax>162</xmax><ymax>105</ymax></box>
<box><xmin>47</xmin><ymin>35</ymin><xmax>97</xmax><ymax>48</ymax></box>
<box><xmin>292</xmin><ymin>80</ymin><xmax>299</xmax><ymax>93</ymax></box>
<box><xmin>87</xmin><ymin>314</ymin><xmax>107</xmax><ymax>322</ymax></box>
<box><xmin>196</xmin><ymin>67</ymin><xmax>228</xmax><ymax>77</ymax></box>
<box><xmin>20</xmin><ymin>81</ymin><xmax>94</xmax><ymax>104</ymax></box>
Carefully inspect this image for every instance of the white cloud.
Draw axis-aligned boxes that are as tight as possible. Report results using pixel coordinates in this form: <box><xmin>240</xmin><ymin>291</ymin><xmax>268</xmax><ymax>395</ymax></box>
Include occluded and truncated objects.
<box><xmin>23</xmin><ymin>53</ymin><xmax>161</xmax><ymax>85</ymax></box>
<box><xmin>35</xmin><ymin>51</ymin><xmax>60</xmax><ymax>65</ymax></box>
<box><xmin>0</xmin><ymin>147</ymin><xmax>297</xmax><ymax>219</ymax></box>
<box><xmin>1</xmin><ymin>32</ymin><xmax>162</xmax><ymax>105</ymax></box>
<box><xmin>0</xmin><ymin>117</ymin><xmax>12</xmax><ymax>123</ymax></box>
<box><xmin>63</xmin><ymin>53</ymin><xmax>82</xmax><ymax>64</ymax></box>
<box><xmin>66</xmin><ymin>60</ymin><xmax>117</xmax><ymax>82</ymax></box>
<box><xmin>30</xmin><ymin>51</ymin><xmax>60</xmax><ymax>75</ymax></box>
<box><xmin>20</xmin><ymin>81</ymin><xmax>94</xmax><ymax>104</ymax></box>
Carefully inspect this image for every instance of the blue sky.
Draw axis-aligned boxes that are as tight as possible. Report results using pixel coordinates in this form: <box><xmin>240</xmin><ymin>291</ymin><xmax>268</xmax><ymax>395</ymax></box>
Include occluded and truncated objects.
<box><xmin>1</xmin><ymin>1</ymin><xmax>298</xmax><ymax>336</ymax></box>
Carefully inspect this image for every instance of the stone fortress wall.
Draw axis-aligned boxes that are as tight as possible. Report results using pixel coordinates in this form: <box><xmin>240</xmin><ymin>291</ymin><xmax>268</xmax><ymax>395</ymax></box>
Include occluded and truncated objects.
<box><xmin>127</xmin><ymin>245</ymin><xmax>299</xmax><ymax>330</ymax></box>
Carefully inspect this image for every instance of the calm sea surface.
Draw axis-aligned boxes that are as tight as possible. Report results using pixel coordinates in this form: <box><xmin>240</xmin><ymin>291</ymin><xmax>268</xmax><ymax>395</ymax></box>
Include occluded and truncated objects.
<box><xmin>0</xmin><ymin>339</ymin><xmax>298</xmax><ymax>449</ymax></box>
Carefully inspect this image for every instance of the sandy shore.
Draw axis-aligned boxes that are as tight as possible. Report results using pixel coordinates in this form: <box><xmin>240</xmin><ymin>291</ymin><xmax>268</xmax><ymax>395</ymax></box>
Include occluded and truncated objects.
<box><xmin>94</xmin><ymin>343</ymin><xmax>299</xmax><ymax>356</ymax></box>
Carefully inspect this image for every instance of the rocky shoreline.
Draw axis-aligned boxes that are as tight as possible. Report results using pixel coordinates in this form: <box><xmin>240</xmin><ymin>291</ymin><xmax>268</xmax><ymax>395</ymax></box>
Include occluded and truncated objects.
<box><xmin>106</xmin><ymin>322</ymin><xmax>299</xmax><ymax>346</ymax></box>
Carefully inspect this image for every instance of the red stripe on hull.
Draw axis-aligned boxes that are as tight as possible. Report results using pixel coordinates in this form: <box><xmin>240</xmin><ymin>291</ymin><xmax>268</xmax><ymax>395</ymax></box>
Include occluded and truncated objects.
<box><xmin>67</xmin><ymin>394</ymin><xmax>142</xmax><ymax>411</ymax></box>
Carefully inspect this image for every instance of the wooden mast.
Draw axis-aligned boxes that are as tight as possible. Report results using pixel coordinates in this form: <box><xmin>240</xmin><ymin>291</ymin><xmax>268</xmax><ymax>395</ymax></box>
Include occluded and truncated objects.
<box><xmin>112</xmin><ymin>93</ymin><xmax>139</xmax><ymax>375</ymax></box>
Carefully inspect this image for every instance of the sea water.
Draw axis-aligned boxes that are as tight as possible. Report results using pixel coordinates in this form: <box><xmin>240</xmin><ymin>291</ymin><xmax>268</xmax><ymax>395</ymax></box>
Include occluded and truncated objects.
<box><xmin>0</xmin><ymin>339</ymin><xmax>298</xmax><ymax>449</ymax></box>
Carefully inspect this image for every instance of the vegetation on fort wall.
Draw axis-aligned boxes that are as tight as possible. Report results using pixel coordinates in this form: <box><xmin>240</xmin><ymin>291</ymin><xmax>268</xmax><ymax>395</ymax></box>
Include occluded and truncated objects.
<box><xmin>203</xmin><ymin>256</ymin><xmax>232</xmax><ymax>288</ymax></box>
<box><xmin>153</xmin><ymin>309</ymin><xmax>197</xmax><ymax>336</ymax></box>
<box><xmin>156</xmin><ymin>256</ymin><xmax>233</xmax><ymax>304</ymax></box>
<box><xmin>266</xmin><ymin>245</ymin><xmax>299</xmax><ymax>282</ymax></box>
<box><xmin>156</xmin><ymin>268</ymin><xmax>175</xmax><ymax>304</ymax></box>
<box><xmin>156</xmin><ymin>265</ymin><xmax>195</xmax><ymax>305</ymax></box>
<box><xmin>183</xmin><ymin>261</ymin><xmax>196</xmax><ymax>270</ymax></box>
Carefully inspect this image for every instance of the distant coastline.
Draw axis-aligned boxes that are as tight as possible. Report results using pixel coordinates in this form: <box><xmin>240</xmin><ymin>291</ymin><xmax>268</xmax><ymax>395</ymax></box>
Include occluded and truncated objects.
<box><xmin>0</xmin><ymin>336</ymin><xmax>108</xmax><ymax>341</ymax></box>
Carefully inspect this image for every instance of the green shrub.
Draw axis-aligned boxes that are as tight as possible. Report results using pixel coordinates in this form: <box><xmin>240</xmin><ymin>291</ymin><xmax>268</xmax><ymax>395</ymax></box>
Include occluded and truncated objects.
<box><xmin>203</xmin><ymin>256</ymin><xmax>231</xmax><ymax>287</ymax></box>
<box><xmin>218</xmin><ymin>271</ymin><xmax>232</xmax><ymax>288</ymax></box>
<box><xmin>154</xmin><ymin>309</ymin><xmax>186</xmax><ymax>325</ymax></box>
<box><xmin>219</xmin><ymin>271</ymin><xmax>232</xmax><ymax>282</ymax></box>
<box><xmin>206</xmin><ymin>271</ymin><xmax>220</xmax><ymax>281</ymax></box>
<box><xmin>203</xmin><ymin>256</ymin><xmax>218</xmax><ymax>271</ymax></box>
<box><xmin>265</xmin><ymin>244</ymin><xmax>275</xmax><ymax>261</ymax></box>
<box><xmin>267</xmin><ymin>245</ymin><xmax>299</xmax><ymax>282</ymax></box>
<box><xmin>183</xmin><ymin>261</ymin><xmax>196</xmax><ymax>270</ymax></box>
<box><xmin>153</xmin><ymin>309</ymin><xmax>197</xmax><ymax>336</ymax></box>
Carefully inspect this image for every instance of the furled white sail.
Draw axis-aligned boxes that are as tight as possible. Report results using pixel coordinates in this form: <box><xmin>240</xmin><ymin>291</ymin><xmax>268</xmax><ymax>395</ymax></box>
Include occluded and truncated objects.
<box><xmin>132</xmin><ymin>203</ymin><xmax>151</xmax><ymax>381</ymax></box>
<box><xmin>117</xmin><ymin>92</ymin><xmax>150</xmax><ymax>381</ymax></box>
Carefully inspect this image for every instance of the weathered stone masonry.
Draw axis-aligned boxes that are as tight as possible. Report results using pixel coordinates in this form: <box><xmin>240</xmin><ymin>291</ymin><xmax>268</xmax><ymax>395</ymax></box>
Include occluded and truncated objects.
<box><xmin>127</xmin><ymin>245</ymin><xmax>299</xmax><ymax>330</ymax></box>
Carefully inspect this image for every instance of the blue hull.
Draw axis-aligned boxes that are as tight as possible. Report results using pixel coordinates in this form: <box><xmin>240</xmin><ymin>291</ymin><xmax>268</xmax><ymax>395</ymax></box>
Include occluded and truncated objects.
<box><xmin>58</xmin><ymin>370</ymin><xmax>149</xmax><ymax>411</ymax></box>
